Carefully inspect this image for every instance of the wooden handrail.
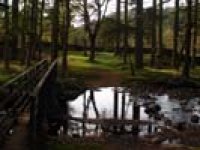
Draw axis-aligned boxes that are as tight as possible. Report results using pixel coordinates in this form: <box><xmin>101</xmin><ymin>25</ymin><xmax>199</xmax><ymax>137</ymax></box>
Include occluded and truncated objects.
<box><xmin>32</xmin><ymin>60</ymin><xmax>57</xmax><ymax>97</ymax></box>
<box><xmin>0</xmin><ymin>59</ymin><xmax>50</xmax><ymax>143</ymax></box>
<box><xmin>1</xmin><ymin>60</ymin><xmax>48</xmax><ymax>89</ymax></box>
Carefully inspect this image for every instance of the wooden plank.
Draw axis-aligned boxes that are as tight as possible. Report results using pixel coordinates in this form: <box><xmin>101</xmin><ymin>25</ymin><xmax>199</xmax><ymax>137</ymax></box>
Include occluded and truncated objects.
<box><xmin>69</xmin><ymin>117</ymin><xmax>154</xmax><ymax>126</ymax></box>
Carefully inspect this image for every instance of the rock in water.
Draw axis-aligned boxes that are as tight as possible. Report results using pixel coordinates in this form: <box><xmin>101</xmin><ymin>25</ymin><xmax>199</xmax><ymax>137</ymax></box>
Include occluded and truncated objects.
<box><xmin>191</xmin><ymin>115</ymin><xmax>199</xmax><ymax>123</ymax></box>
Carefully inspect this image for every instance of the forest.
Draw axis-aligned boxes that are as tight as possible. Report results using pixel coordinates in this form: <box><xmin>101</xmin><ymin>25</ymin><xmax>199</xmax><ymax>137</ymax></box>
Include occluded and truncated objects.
<box><xmin>0</xmin><ymin>0</ymin><xmax>200</xmax><ymax>150</ymax></box>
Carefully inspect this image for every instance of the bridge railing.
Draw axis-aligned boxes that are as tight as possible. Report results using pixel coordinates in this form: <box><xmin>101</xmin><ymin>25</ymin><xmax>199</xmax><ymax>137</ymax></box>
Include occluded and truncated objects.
<box><xmin>0</xmin><ymin>60</ymin><xmax>48</xmax><ymax>143</ymax></box>
<box><xmin>30</xmin><ymin>60</ymin><xmax>57</xmax><ymax>139</ymax></box>
<box><xmin>2</xmin><ymin>60</ymin><xmax>48</xmax><ymax>91</ymax></box>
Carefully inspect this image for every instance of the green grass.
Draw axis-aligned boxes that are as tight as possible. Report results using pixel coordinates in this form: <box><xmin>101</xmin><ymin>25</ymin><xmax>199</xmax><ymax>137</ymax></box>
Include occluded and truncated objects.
<box><xmin>51</xmin><ymin>143</ymin><xmax>103</xmax><ymax>150</ymax></box>
<box><xmin>1</xmin><ymin>51</ymin><xmax>200</xmax><ymax>85</ymax></box>
<box><xmin>0</xmin><ymin>61</ymin><xmax>26</xmax><ymax>84</ymax></box>
<box><xmin>65</xmin><ymin>51</ymin><xmax>200</xmax><ymax>84</ymax></box>
<box><xmin>67</xmin><ymin>51</ymin><xmax>126</xmax><ymax>72</ymax></box>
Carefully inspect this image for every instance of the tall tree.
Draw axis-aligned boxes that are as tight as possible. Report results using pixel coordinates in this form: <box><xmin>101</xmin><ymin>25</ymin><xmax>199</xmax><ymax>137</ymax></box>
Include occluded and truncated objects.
<box><xmin>51</xmin><ymin>0</ymin><xmax>60</xmax><ymax>61</ymax></box>
<box><xmin>158</xmin><ymin>0</ymin><xmax>163</xmax><ymax>57</ymax></box>
<box><xmin>20</xmin><ymin>0</ymin><xmax>28</xmax><ymax>64</ymax></box>
<box><xmin>123</xmin><ymin>0</ymin><xmax>128</xmax><ymax>64</ymax></box>
<box><xmin>135</xmin><ymin>0</ymin><xmax>144</xmax><ymax>69</ymax></box>
<box><xmin>38</xmin><ymin>0</ymin><xmax>45</xmax><ymax>60</ymax></box>
<box><xmin>182</xmin><ymin>0</ymin><xmax>192</xmax><ymax>78</ymax></box>
<box><xmin>172</xmin><ymin>0</ymin><xmax>180</xmax><ymax>67</ymax></box>
<box><xmin>150</xmin><ymin>0</ymin><xmax>157</xmax><ymax>66</ymax></box>
<box><xmin>62</xmin><ymin>0</ymin><xmax>70</xmax><ymax>75</ymax></box>
<box><xmin>116</xmin><ymin>0</ymin><xmax>121</xmax><ymax>55</ymax></box>
<box><xmin>83</xmin><ymin>0</ymin><xmax>109</xmax><ymax>61</ymax></box>
<box><xmin>11</xmin><ymin>0</ymin><xmax>19</xmax><ymax>59</ymax></box>
<box><xmin>26</xmin><ymin>0</ymin><xmax>38</xmax><ymax>66</ymax></box>
<box><xmin>192</xmin><ymin>0</ymin><xmax>199</xmax><ymax>67</ymax></box>
<box><xmin>3</xmin><ymin>0</ymin><xmax>10</xmax><ymax>70</ymax></box>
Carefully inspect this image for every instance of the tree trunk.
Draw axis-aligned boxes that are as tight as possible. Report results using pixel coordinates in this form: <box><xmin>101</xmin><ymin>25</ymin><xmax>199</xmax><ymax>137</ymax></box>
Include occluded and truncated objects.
<box><xmin>83</xmin><ymin>38</ymin><xmax>88</xmax><ymax>56</ymax></box>
<box><xmin>32</xmin><ymin>0</ymin><xmax>38</xmax><ymax>60</ymax></box>
<box><xmin>158</xmin><ymin>0</ymin><xmax>163</xmax><ymax>57</ymax></box>
<box><xmin>26</xmin><ymin>0</ymin><xmax>38</xmax><ymax>66</ymax></box>
<box><xmin>182</xmin><ymin>0</ymin><xmax>192</xmax><ymax>79</ymax></box>
<box><xmin>38</xmin><ymin>0</ymin><xmax>45</xmax><ymax>60</ymax></box>
<box><xmin>4</xmin><ymin>0</ymin><xmax>10</xmax><ymax>70</ymax></box>
<box><xmin>115</xmin><ymin>0</ymin><xmax>121</xmax><ymax>55</ymax></box>
<box><xmin>151</xmin><ymin>0</ymin><xmax>157</xmax><ymax>66</ymax></box>
<box><xmin>20</xmin><ymin>0</ymin><xmax>27</xmax><ymax>64</ymax></box>
<box><xmin>135</xmin><ymin>0</ymin><xmax>144</xmax><ymax>69</ymax></box>
<box><xmin>172</xmin><ymin>0</ymin><xmax>180</xmax><ymax>67</ymax></box>
<box><xmin>192</xmin><ymin>0</ymin><xmax>198</xmax><ymax>67</ymax></box>
<box><xmin>51</xmin><ymin>0</ymin><xmax>59</xmax><ymax>61</ymax></box>
<box><xmin>62</xmin><ymin>0</ymin><xmax>70</xmax><ymax>75</ymax></box>
<box><xmin>11</xmin><ymin>0</ymin><xmax>19</xmax><ymax>59</ymax></box>
<box><xmin>123</xmin><ymin>0</ymin><xmax>128</xmax><ymax>64</ymax></box>
<box><xmin>89</xmin><ymin>35</ymin><xmax>96</xmax><ymax>62</ymax></box>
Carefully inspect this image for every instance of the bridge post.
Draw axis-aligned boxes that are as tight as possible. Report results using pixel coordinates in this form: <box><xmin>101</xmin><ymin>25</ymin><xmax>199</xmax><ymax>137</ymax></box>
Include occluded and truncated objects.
<box><xmin>113</xmin><ymin>88</ymin><xmax>119</xmax><ymax>133</ymax></box>
<box><xmin>121</xmin><ymin>91</ymin><xmax>126</xmax><ymax>131</ymax></box>
<box><xmin>82</xmin><ymin>93</ymin><xmax>87</xmax><ymax>137</ymax></box>
<box><xmin>132</xmin><ymin>101</ymin><xmax>140</xmax><ymax>136</ymax></box>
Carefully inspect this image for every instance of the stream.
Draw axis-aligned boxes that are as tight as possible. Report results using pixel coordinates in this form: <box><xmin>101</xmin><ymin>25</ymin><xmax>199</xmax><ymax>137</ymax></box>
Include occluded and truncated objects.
<box><xmin>68</xmin><ymin>87</ymin><xmax>200</xmax><ymax>138</ymax></box>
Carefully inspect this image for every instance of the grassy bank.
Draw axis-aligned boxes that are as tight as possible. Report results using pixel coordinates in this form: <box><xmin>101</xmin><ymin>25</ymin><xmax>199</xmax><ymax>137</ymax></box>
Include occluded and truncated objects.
<box><xmin>1</xmin><ymin>51</ymin><xmax>200</xmax><ymax>85</ymax></box>
<box><xmin>65</xmin><ymin>51</ymin><xmax>200</xmax><ymax>86</ymax></box>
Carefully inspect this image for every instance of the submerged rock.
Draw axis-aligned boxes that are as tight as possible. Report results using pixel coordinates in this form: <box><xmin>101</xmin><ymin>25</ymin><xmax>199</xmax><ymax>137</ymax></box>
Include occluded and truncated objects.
<box><xmin>145</xmin><ymin>104</ymin><xmax>161</xmax><ymax>115</ymax></box>
<box><xmin>191</xmin><ymin>115</ymin><xmax>199</xmax><ymax>123</ymax></box>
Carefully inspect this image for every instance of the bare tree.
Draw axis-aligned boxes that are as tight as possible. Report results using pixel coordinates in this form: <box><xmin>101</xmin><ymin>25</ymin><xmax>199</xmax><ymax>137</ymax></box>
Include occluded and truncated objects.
<box><xmin>83</xmin><ymin>0</ymin><xmax>109</xmax><ymax>61</ymax></box>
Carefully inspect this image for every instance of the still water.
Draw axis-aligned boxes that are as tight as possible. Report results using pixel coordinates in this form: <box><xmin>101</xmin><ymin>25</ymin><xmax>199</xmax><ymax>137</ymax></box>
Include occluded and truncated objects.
<box><xmin>69</xmin><ymin>87</ymin><xmax>200</xmax><ymax>136</ymax></box>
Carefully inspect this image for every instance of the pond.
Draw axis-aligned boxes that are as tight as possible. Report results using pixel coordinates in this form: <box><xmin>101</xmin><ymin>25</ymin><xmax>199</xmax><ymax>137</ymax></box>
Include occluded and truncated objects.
<box><xmin>69</xmin><ymin>87</ymin><xmax>200</xmax><ymax>137</ymax></box>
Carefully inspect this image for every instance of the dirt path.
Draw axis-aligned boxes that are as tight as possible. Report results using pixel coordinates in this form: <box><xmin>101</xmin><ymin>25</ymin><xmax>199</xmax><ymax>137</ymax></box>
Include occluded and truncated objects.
<box><xmin>85</xmin><ymin>69</ymin><xmax>125</xmax><ymax>87</ymax></box>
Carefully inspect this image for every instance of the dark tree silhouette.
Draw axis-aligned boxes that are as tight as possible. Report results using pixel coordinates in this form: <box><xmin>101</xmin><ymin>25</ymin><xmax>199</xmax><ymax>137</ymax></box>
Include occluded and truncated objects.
<box><xmin>3</xmin><ymin>0</ymin><xmax>10</xmax><ymax>70</ymax></box>
<box><xmin>172</xmin><ymin>0</ymin><xmax>180</xmax><ymax>67</ymax></box>
<box><xmin>182</xmin><ymin>0</ymin><xmax>192</xmax><ymax>78</ymax></box>
<box><xmin>135</xmin><ymin>0</ymin><xmax>144</xmax><ymax>69</ymax></box>
<box><xmin>51</xmin><ymin>0</ymin><xmax>60</xmax><ymax>61</ymax></box>
<box><xmin>151</xmin><ymin>0</ymin><xmax>157</xmax><ymax>66</ymax></box>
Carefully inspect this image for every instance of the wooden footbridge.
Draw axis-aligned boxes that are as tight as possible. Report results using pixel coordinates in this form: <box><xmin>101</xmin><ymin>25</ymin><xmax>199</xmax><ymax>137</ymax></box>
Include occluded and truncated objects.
<box><xmin>0</xmin><ymin>59</ymin><xmax>58</xmax><ymax>145</ymax></box>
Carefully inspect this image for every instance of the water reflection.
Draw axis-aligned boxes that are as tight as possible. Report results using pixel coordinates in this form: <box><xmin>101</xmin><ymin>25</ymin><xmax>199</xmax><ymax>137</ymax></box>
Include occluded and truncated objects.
<box><xmin>69</xmin><ymin>87</ymin><xmax>200</xmax><ymax>137</ymax></box>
